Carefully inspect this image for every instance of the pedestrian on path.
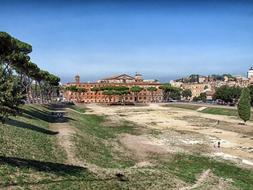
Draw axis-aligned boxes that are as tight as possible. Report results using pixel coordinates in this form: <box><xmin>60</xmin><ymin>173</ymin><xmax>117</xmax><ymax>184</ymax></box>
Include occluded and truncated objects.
<box><xmin>218</xmin><ymin>141</ymin><xmax>221</xmax><ymax>148</ymax></box>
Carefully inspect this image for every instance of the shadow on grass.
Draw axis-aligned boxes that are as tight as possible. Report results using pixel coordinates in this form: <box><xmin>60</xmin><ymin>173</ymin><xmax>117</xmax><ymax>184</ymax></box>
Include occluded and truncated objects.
<box><xmin>0</xmin><ymin>156</ymin><xmax>119</xmax><ymax>188</ymax></box>
<box><xmin>21</xmin><ymin>107</ymin><xmax>75</xmax><ymax>123</ymax></box>
<box><xmin>0</xmin><ymin>156</ymin><xmax>92</xmax><ymax>187</ymax></box>
<box><xmin>0</xmin><ymin>156</ymin><xmax>87</xmax><ymax>175</ymax></box>
<box><xmin>44</xmin><ymin>103</ymin><xmax>67</xmax><ymax>110</ymax></box>
<box><xmin>22</xmin><ymin>107</ymin><xmax>56</xmax><ymax>123</ymax></box>
<box><xmin>6</xmin><ymin>119</ymin><xmax>59</xmax><ymax>135</ymax></box>
<box><xmin>6</xmin><ymin>104</ymin><xmax>76</xmax><ymax>135</ymax></box>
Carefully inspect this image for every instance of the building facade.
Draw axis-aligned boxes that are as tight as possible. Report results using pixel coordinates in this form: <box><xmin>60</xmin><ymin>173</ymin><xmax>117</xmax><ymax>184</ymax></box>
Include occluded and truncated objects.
<box><xmin>181</xmin><ymin>83</ymin><xmax>213</xmax><ymax>100</ymax></box>
<box><xmin>248</xmin><ymin>67</ymin><xmax>253</xmax><ymax>79</ymax></box>
<box><xmin>171</xmin><ymin>70</ymin><xmax>253</xmax><ymax>100</ymax></box>
<box><xmin>64</xmin><ymin>74</ymin><xmax>164</xmax><ymax>103</ymax></box>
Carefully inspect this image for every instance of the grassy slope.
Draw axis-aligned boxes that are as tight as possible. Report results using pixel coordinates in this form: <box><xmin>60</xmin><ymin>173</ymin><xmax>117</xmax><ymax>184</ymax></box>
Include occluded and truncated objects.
<box><xmin>162</xmin><ymin>154</ymin><xmax>253</xmax><ymax>190</ymax></box>
<box><xmin>69</xmin><ymin>111</ymin><xmax>138</xmax><ymax>168</ymax></box>
<box><xmin>1</xmin><ymin>104</ymin><xmax>253</xmax><ymax>189</ymax></box>
<box><xmin>67</xmin><ymin>104</ymin><xmax>87</xmax><ymax>113</ymax></box>
<box><xmin>0</xmin><ymin>105</ymin><xmax>93</xmax><ymax>189</ymax></box>
<box><xmin>0</xmin><ymin>105</ymin><xmax>65</xmax><ymax>161</ymax></box>
<box><xmin>200</xmin><ymin>107</ymin><xmax>238</xmax><ymax>117</ymax></box>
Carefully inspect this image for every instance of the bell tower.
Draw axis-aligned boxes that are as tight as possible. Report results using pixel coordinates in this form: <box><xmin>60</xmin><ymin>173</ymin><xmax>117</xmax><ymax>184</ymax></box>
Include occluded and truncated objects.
<box><xmin>75</xmin><ymin>75</ymin><xmax>80</xmax><ymax>84</ymax></box>
<box><xmin>135</xmin><ymin>72</ymin><xmax>143</xmax><ymax>82</ymax></box>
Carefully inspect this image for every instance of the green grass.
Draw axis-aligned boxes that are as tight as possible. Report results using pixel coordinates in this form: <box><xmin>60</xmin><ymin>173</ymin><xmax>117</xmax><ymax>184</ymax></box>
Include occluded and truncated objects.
<box><xmin>164</xmin><ymin>104</ymin><xmax>238</xmax><ymax>117</ymax></box>
<box><xmin>0</xmin><ymin>104</ymin><xmax>92</xmax><ymax>188</ymax></box>
<box><xmin>68</xmin><ymin>105</ymin><xmax>87</xmax><ymax>113</ymax></box>
<box><xmin>41</xmin><ymin>153</ymin><xmax>253</xmax><ymax>190</ymax></box>
<box><xmin>200</xmin><ymin>107</ymin><xmax>253</xmax><ymax>121</ymax></box>
<box><xmin>0</xmin><ymin>104</ymin><xmax>66</xmax><ymax>162</ymax></box>
<box><xmin>164</xmin><ymin>104</ymin><xmax>202</xmax><ymax>110</ymax></box>
<box><xmin>160</xmin><ymin>154</ymin><xmax>253</xmax><ymax>190</ymax></box>
<box><xmin>69</xmin><ymin>112</ymin><xmax>137</xmax><ymax>139</ymax></box>
<box><xmin>200</xmin><ymin>107</ymin><xmax>238</xmax><ymax>117</ymax></box>
<box><xmin>0</xmin><ymin>157</ymin><xmax>94</xmax><ymax>189</ymax></box>
<box><xmin>165</xmin><ymin>104</ymin><xmax>252</xmax><ymax>119</ymax></box>
<box><xmin>69</xmin><ymin>111</ymin><xmax>137</xmax><ymax>168</ymax></box>
<box><xmin>1</xmin><ymin>104</ymin><xmax>253</xmax><ymax>189</ymax></box>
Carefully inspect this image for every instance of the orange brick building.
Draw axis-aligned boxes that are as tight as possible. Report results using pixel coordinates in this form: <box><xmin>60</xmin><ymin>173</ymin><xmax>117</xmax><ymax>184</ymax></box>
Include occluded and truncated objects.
<box><xmin>64</xmin><ymin>73</ymin><xmax>164</xmax><ymax>103</ymax></box>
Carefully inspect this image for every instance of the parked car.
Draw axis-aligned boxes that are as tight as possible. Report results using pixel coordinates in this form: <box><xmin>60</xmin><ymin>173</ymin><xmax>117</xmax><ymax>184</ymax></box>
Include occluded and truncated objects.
<box><xmin>229</xmin><ymin>102</ymin><xmax>236</xmax><ymax>106</ymax></box>
<box><xmin>168</xmin><ymin>99</ymin><xmax>178</xmax><ymax>102</ymax></box>
<box><xmin>216</xmin><ymin>99</ymin><xmax>227</xmax><ymax>105</ymax></box>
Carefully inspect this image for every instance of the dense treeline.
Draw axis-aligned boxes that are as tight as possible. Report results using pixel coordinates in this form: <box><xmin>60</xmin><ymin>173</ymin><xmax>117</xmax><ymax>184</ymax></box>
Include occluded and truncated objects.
<box><xmin>66</xmin><ymin>85</ymin><xmax>160</xmax><ymax>103</ymax></box>
<box><xmin>213</xmin><ymin>86</ymin><xmax>242</xmax><ymax>104</ymax></box>
<box><xmin>66</xmin><ymin>83</ymin><xmax>193</xmax><ymax>103</ymax></box>
<box><xmin>159</xmin><ymin>84</ymin><xmax>195</xmax><ymax>101</ymax></box>
<box><xmin>0</xmin><ymin>32</ymin><xmax>60</xmax><ymax>122</ymax></box>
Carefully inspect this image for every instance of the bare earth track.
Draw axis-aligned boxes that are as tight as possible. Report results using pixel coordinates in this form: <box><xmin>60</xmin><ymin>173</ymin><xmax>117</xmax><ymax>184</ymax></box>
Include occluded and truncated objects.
<box><xmin>50</xmin><ymin>121</ymin><xmax>109</xmax><ymax>176</ymax></box>
<box><xmin>50</xmin><ymin>122</ymin><xmax>80</xmax><ymax>165</ymax></box>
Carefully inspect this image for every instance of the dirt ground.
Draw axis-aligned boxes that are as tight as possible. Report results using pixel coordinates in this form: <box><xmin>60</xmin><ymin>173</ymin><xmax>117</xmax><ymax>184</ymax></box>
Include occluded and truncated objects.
<box><xmin>50</xmin><ymin>122</ymin><xmax>80</xmax><ymax>165</ymax></box>
<box><xmin>83</xmin><ymin>103</ymin><xmax>253</xmax><ymax>169</ymax></box>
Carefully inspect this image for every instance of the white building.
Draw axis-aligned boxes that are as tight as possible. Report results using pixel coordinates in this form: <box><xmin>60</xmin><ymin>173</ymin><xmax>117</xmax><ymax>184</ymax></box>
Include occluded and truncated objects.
<box><xmin>247</xmin><ymin>67</ymin><xmax>253</xmax><ymax>79</ymax></box>
<box><xmin>170</xmin><ymin>80</ymin><xmax>183</xmax><ymax>88</ymax></box>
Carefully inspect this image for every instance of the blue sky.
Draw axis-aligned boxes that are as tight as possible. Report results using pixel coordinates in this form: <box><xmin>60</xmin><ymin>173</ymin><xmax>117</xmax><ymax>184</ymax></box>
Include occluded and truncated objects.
<box><xmin>1</xmin><ymin>0</ymin><xmax>253</xmax><ymax>83</ymax></box>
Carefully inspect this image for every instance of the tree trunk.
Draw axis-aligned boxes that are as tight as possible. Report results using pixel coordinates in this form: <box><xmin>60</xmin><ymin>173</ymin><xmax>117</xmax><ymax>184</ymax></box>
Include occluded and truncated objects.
<box><xmin>35</xmin><ymin>81</ymin><xmax>38</xmax><ymax>103</ymax></box>
<box><xmin>38</xmin><ymin>82</ymin><xmax>43</xmax><ymax>104</ymax></box>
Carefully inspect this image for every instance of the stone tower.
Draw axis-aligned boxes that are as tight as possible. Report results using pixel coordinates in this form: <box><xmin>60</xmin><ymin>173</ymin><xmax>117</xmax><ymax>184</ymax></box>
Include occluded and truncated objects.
<box><xmin>135</xmin><ymin>72</ymin><xmax>143</xmax><ymax>82</ymax></box>
<box><xmin>75</xmin><ymin>75</ymin><xmax>80</xmax><ymax>84</ymax></box>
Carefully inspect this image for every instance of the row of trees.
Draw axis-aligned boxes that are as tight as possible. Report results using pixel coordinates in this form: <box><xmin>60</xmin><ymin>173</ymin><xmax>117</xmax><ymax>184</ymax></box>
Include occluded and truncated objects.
<box><xmin>191</xmin><ymin>85</ymin><xmax>251</xmax><ymax>104</ymax></box>
<box><xmin>213</xmin><ymin>86</ymin><xmax>242</xmax><ymax>104</ymax></box>
<box><xmin>66</xmin><ymin>83</ymin><xmax>193</xmax><ymax>103</ymax></box>
<box><xmin>159</xmin><ymin>84</ymin><xmax>192</xmax><ymax>101</ymax></box>
<box><xmin>66</xmin><ymin>85</ymin><xmax>161</xmax><ymax>103</ymax></box>
<box><xmin>212</xmin><ymin>85</ymin><xmax>253</xmax><ymax>123</ymax></box>
<box><xmin>214</xmin><ymin>85</ymin><xmax>253</xmax><ymax>107</ymax></box>
<box><xmin>0</xmin><ymin>32</ymin><xmax>60</xmax><ymax>123</ymax></box>
<box><xmin>192</xmin><ymin>93</ymin><xmax>207</xmax><ymax>102</ymax></box>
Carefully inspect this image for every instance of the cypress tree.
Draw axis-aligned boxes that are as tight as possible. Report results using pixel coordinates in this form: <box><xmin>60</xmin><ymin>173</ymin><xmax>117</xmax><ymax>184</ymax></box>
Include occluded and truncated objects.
<box><xmin>238</xmin><ymin>88</ymin><xmax>251</xmax><ymax>123</ymax></box>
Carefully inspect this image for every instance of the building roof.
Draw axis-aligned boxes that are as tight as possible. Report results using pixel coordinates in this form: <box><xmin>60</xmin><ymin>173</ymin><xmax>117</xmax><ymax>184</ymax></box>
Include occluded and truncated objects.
<box><xmin>65</xmin><ymin>82</ymin><xmax>162</xmax><ymax>86</ymax></box>
<box><xmin>100</xmin><ymin>74</ymin><xmax>135</xmax><ymax>81</ymax></box>
<box><xmin>65</xmin><ymin>73</ymin><xmax>161</xmax><ymax>85</ymax></box>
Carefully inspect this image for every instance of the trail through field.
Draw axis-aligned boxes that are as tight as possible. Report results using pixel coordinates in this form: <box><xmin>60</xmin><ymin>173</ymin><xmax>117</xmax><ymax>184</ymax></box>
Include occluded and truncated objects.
<box><xmin>50</xmin><ymin>121</ymin><xmax>108</xmax><ymax>176</ymax></box>
<box><xmin>50</xmin><ymin>122</ymin><xmax>81</xmax><ymax>165</ymax></box>
<box><xmin>179</xmin><ymin>169</ymin><xmax>236</xmax><ymax>190</ymax></box>
<box><xmin>180</xmin><ymin>169</ymin><xmax>211</xmax><ymax>190</ymax></box>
